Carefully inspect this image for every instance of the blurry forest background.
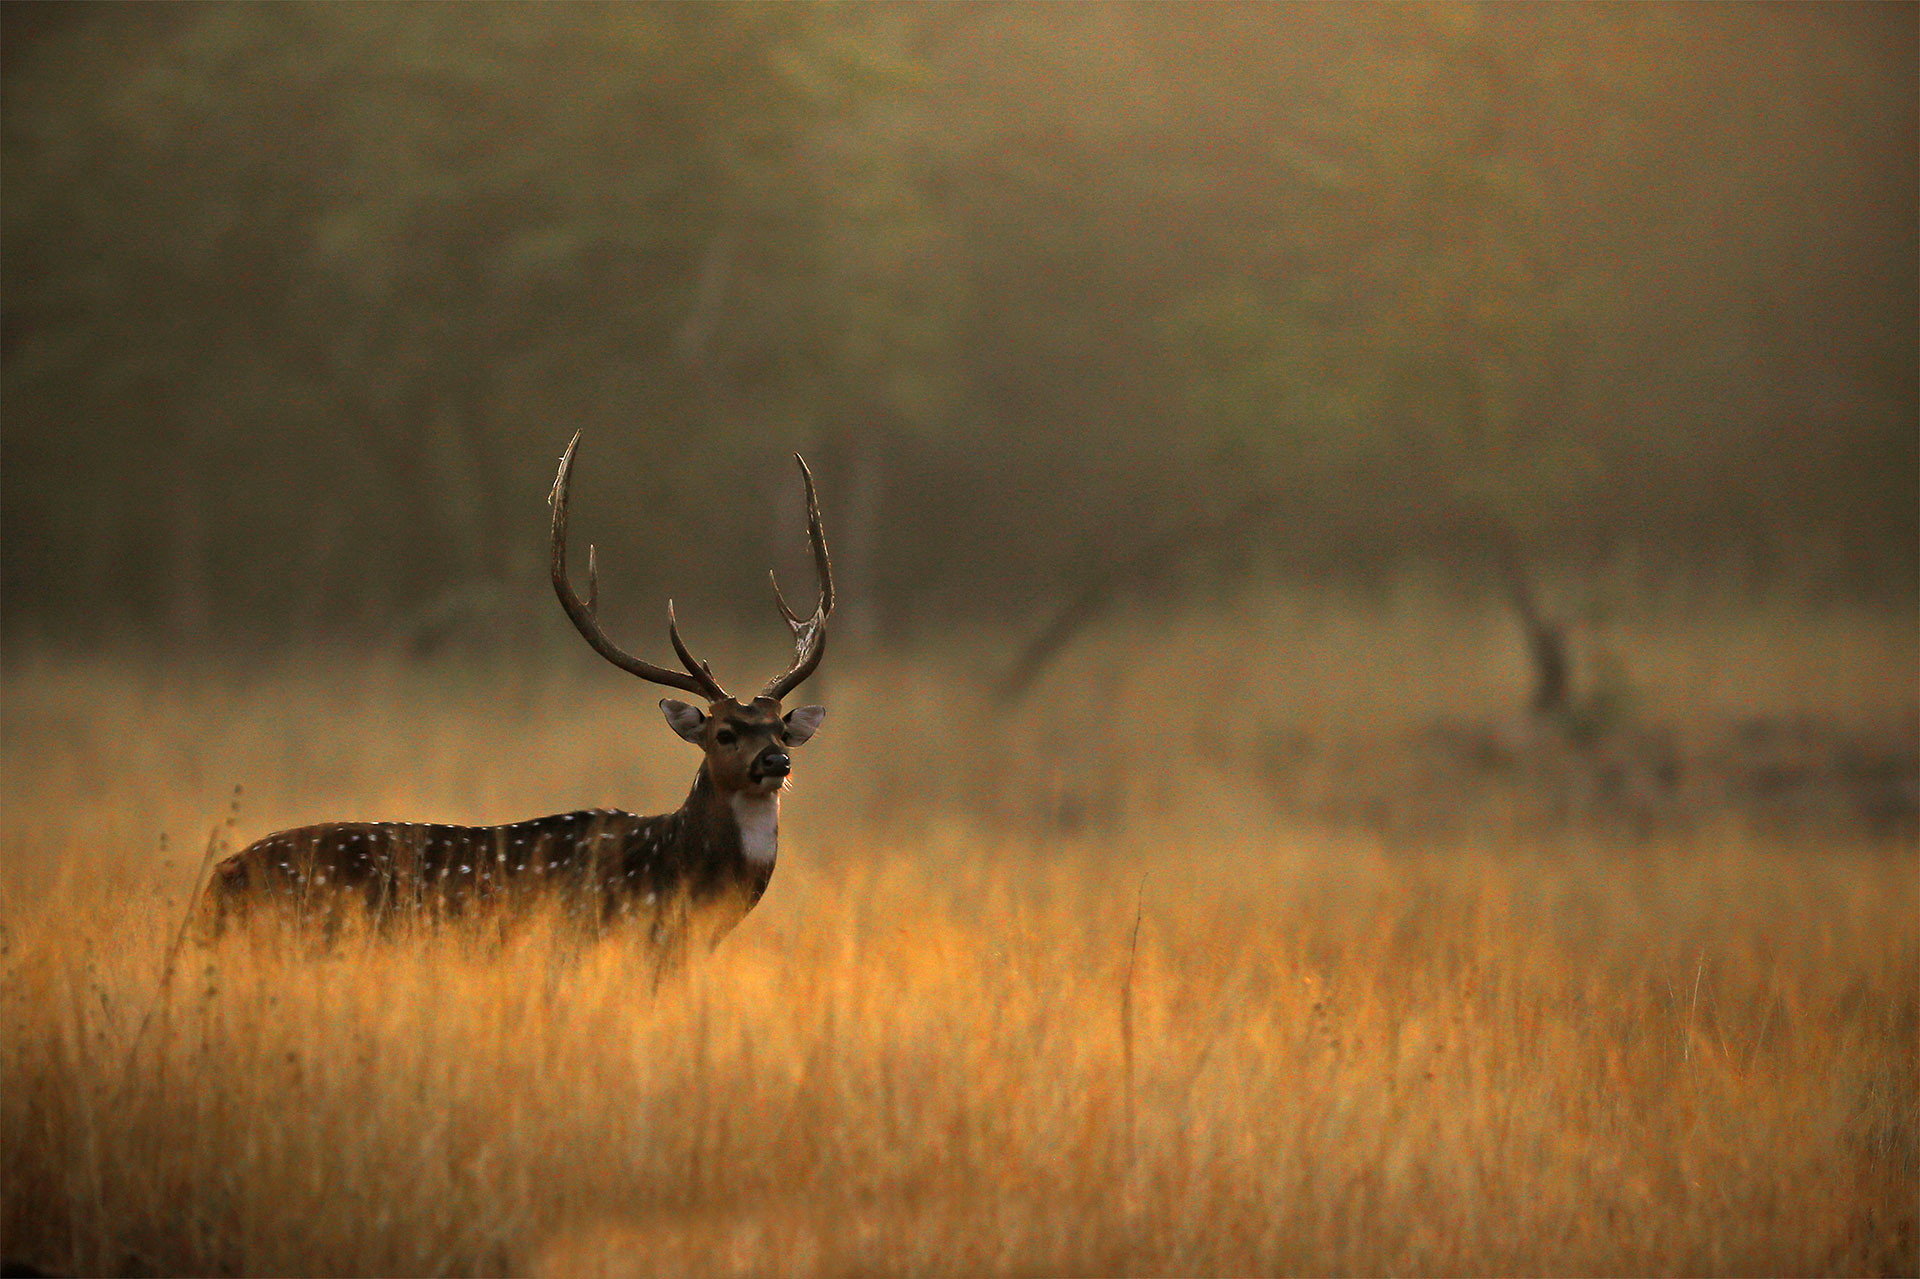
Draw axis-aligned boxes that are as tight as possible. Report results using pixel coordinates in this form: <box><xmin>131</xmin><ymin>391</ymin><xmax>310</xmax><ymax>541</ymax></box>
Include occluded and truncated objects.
<box><xmin>4</xmin><ymin>2</ymin><xmax>1914</xmax><ymax>662</ymax></box>
<box><xmin>4</xmin><ymin>11</ymin><xmax>1917</xmax><ymax>1275</ymax></box>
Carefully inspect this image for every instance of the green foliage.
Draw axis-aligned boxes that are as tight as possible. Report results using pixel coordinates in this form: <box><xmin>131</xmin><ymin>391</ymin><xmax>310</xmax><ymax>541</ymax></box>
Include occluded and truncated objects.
<box><xmin>1159</xmin><ymin>5</ymin><xmax>1632</xmax><ymax>539</ymax></box>
<box><xmin>2</xmin><ymin>4</ymin><xmax>1912</xmax><ymax>646</ymax></box>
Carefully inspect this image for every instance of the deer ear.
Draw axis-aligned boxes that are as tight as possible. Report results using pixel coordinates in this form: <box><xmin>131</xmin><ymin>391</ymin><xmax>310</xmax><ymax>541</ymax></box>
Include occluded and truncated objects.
<box><xmin>660</xmin><ymin>699</ymin><xmax>707</xmax><ymax>744</ymax></box>
<box><xmin>782</xmin><ymin>705</ymin><xmax>826</xmax><ymax>746</ymax></box>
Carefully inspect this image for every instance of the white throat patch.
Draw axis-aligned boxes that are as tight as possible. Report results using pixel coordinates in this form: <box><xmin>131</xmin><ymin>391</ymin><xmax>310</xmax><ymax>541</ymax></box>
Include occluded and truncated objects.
<box><xmin>729</xmin><ymin>793</ymin><xmax>780</xmax><ymax>865</ymax></box>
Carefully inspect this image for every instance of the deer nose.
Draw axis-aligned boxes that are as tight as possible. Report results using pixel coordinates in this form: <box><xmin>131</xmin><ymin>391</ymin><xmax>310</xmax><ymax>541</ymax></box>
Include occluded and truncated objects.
<box><xmin>757</xmin><ymin>750</ymin><xmax>791</xmax><ymax>777</ymax></box>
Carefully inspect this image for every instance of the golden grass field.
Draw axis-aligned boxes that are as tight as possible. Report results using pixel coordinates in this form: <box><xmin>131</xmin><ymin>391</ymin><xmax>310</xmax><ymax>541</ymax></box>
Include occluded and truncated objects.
<box><xmin>3</xmin><ymin>592</ymin><xmax>1916</xmax><ymax>1276</ymax></box>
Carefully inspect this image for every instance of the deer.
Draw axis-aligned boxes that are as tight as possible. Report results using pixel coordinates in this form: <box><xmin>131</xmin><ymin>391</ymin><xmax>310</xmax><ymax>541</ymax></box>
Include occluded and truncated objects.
<box><xmin>203</xmin><ymin>430</ymin><xmax>833</xmax><ymax>961</ymax></box>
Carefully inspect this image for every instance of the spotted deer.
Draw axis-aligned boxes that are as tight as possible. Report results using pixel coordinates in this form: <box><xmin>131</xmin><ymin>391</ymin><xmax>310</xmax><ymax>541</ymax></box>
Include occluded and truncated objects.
<box><xmin>205</xmin><ymin>431</ymin><xmax>832</xmax><ymax>956</ymax></box>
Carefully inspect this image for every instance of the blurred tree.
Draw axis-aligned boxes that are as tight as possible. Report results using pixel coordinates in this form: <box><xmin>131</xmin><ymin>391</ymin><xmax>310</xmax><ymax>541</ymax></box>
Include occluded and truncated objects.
<box><xmin>3</xmin><ymin>3</ymin><xmax>953</xmax><ymax>649</ymax></box>
<box><xmin>990</xmin><ymin>6</ymin><xmax>1626</xmax><ymax>704</ymax></box>
<box><xmin>2</xmin><ymin>3</ymin><xmax>1911</xmax><ymax>658</ymax></box>
<box><xmin>1151</xmin><ymin>7</ymin><xmax>1689</xmax><ymax>712</ymax></box>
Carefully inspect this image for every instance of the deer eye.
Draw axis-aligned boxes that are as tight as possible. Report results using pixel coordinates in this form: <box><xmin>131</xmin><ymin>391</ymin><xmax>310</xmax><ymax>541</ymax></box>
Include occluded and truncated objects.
<box><xmin>714</xmin><ymin>729</ymin><xmax>737</xmax><ymax>746</ymax></box>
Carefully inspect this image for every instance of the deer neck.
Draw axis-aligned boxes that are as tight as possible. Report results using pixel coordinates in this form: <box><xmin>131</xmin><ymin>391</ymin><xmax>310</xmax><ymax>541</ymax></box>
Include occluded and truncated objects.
<box><xmin>685</xmin><ymin>765</ymin><xmax>780</xmax><ymax>867</ymax></box>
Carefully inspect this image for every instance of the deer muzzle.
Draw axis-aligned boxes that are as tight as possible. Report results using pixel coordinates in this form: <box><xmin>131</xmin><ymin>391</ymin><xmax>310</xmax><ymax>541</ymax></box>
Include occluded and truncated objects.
<box><xmin>752</xmin><ymin>749</ymin><xmax>792</xmax><ymax>783</ymax></box>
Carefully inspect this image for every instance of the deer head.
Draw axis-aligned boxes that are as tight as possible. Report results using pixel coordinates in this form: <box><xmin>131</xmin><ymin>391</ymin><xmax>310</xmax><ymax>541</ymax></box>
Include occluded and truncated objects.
<box><xmin>549</xmin><ymin>431</ymin><xmax>833</xmax><ymax>797</ymax></box>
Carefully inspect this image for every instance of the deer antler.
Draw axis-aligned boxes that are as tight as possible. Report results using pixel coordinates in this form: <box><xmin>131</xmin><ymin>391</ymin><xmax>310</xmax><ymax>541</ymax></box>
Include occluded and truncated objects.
<box><xmin>549</xmin><ymin>430</ymin><xmax>729</xmax><ymax>702</ymax></box>
<box><xmin>761</xmin><ymin>453</ymin><xmax>834</xmax><ymax>701</ymax></box>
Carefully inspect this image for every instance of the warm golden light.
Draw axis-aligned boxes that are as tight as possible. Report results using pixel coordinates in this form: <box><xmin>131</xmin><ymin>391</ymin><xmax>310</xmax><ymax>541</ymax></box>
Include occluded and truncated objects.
<box><xmin>2</xmin><ymin>5</ymin><xmax>1913</xmax><ymax>1274</ymax></box>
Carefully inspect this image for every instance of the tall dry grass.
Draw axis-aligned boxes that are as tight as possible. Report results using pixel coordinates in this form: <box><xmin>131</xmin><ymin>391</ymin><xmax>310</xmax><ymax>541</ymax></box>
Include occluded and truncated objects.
<box><xmin>3</xmin><ymin>594</ymin><xmax>1915</xmax><ymax>1275</ymax></box>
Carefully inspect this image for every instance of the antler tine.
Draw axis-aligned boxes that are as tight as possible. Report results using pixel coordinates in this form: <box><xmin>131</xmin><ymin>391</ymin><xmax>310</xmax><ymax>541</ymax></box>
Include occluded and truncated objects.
<box><xmin>666</xmin><ymin>600</ymin><xmax>721</xmax><ymax>688</ymax></box>
<box><xmin>768</xmin><ymin>569</ymin><xmax>804</xmax><ymax>627</ymax></box>
<box><xmin>800</xmin><ymin>453</ymin><xmax>834</xmax><ymax>619</ymax></box>
<box><xmin>761</xmin><ymin>453</ymin><xmax>834</xmax><ymax>701</ymax></box>
<box><xmin>550</xmin><ymin>430</ymin><xmax>729</xmax><ymax>702</ymax></box>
